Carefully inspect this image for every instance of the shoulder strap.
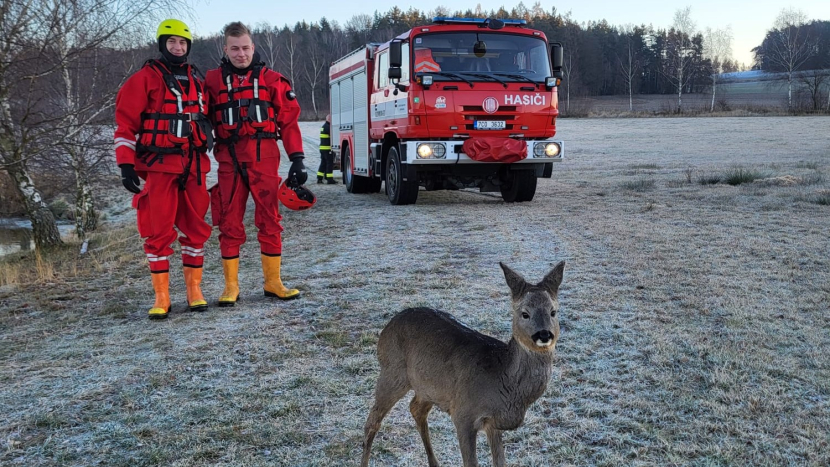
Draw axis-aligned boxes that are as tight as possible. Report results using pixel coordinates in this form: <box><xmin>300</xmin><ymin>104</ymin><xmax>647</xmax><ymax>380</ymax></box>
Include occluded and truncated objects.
<box><xmin>189</xmin><ymin>63</ymin><xmax>206</xmax><ymax>81</ymax></box>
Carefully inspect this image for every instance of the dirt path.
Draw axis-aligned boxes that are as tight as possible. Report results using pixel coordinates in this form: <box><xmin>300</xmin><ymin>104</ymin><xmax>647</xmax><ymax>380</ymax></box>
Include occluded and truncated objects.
<box><xmin>1</xmin><ymin>116</ymin><xmax>828</xmax><ymax>466</ymax></box>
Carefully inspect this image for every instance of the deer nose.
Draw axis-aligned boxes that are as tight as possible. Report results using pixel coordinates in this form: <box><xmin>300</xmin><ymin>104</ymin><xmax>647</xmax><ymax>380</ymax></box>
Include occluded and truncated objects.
<box><xmin>533</xmin><ymin>330</ymin><xmax>554</xmax><ymax>344</ymax></box>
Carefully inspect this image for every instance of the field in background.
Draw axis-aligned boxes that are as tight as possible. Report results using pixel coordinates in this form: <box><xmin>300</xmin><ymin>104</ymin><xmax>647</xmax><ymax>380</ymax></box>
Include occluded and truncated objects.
<box><xmin>1</xmin><ymin>117</ymin><xmax>829</xmax><ymax>466</ymax></box>
<box><xmin>565</xmin><ymin>71</ymin><xmax>824</xmax><ymax>115</ymax></box>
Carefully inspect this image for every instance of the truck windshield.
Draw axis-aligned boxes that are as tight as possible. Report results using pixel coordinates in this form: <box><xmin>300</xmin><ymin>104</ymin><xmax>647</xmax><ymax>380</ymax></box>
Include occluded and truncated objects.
<box><xmin>412</xmin><ymin>32</ymin><xmax>551</xmax><ymax>83</ymax></box>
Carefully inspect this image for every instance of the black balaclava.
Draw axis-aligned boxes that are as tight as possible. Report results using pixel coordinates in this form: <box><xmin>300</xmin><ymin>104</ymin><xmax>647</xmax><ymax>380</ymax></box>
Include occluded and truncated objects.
<box><xmin>158</xmin><ymin>35</ymin><xmax>191</xmax><ymax>65</ymax></box>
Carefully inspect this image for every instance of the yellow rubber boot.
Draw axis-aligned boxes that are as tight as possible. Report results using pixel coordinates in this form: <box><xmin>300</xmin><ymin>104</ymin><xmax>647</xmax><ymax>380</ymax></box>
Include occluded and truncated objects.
<box><xmin>148</xmin><ymin>272</ymin><xmax>171</xmax><ymax>319</ymax></box>
<box><xmin>218</xmin><ymin>257</ymin><xmax>240</xmax><ymax>307</ymax></box>
<box><xmin>184</xmin><ymin>267</ymin><xmax>208</xmax><ymax>312</ymax></box>
<box><xmin>262</xmin><ymin>254</ymin><xmax>300</xmax><ymax>300</ymax></box>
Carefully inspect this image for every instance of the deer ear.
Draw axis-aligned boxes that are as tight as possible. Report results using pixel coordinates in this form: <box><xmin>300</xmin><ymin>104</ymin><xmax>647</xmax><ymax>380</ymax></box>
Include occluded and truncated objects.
<box><xmin>500</xmin><ymin>262</ymin><xmax>528</xmax><ymax>298</ymax></box>
<box><xmin>539</xmin><ymin>261</ymin><xmax>565</xmax><ymax>295</ymax></box>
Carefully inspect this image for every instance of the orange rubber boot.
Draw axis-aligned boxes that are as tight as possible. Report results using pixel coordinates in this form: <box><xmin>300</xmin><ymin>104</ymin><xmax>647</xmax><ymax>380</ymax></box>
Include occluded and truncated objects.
<box><xmin>184</xmin><ymin>267</ymin><xmax>208</xmax><ymax>312</ymax></box>
<box><xmin>148</xmin><ymin>272</ymin><xmax>171</xmax><ymax>319</ymax></box>
<box><xmin>218</xmin><ymin>258</ymin><xmax>240</xmax><ymax>307</ymax></box>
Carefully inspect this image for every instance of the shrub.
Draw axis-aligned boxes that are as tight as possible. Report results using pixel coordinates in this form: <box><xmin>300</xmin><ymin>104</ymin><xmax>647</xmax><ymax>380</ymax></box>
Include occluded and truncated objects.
<box><xmin>620</xmin><ymin>179</ymin><xmax>655</xmax><ymax>192</ymax></box>
<box><xmin>723</xmin><ymin>168</ymin><xmax>768</xmax><ymax>186</ymax></box>
<box><xmin>698</xmin><ymin>174</ymin><xmax>722</xmax><ymax>185</ymax></box>
<box><xmin>812</xmin><ymin>191</ymin><xmax>830</xmax><ymax>205</ymax></box>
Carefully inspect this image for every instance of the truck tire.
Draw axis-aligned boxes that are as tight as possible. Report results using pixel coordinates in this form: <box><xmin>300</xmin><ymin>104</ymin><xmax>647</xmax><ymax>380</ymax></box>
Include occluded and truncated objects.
<box><xmin>500</xmin><ymin>170</ymin><xmax>537</xmax><ymax>203</ymax></box>
<box><xmin>344</xmin><ymin>146</ymin><xmax>370</xmax><ymax>194</ymax></box>
<box><xmin>385</xmin><ymin>146</ymin><xmax>418</xmax><ymax>205</ymax></box>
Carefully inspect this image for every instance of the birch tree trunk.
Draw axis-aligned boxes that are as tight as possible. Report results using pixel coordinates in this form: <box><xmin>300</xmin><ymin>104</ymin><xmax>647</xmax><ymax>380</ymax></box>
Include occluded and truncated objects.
<box><xmin>0</xmin><ymin>80</ymin><xmax>63</xmax><ymax>249</ymax></box>
<box><xmin>58</xmin><ymin>37</ymin><xmax>98</xmax><ymax>240</ymax></box>
<box><xmin>787</xmin><ymin>73</ymin><xmax>793</xmax><ymax>109</ymax></box>
<box><xmin>69</xmin><ymin>145</ymin><xmax>97</xmax><ymax>237</ymax></box>
<box><xmin>710</xmin><ymin>74</ymin><xmax>717</xmax><ymax>112</ymax></box>
<box><xmin>7</xmin><ymin>161</ymin><xmax>63</xmax><ymax>248</ymax></box>
<box><xmin>704</xmin><ymin>27</ymin><xmax>732</xmax><ymax>113</ymax></box>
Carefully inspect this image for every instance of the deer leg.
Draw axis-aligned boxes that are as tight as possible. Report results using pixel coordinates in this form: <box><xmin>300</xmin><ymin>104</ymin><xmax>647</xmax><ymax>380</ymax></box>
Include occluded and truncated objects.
<box><xmin>452</xmin><ymin>416</ymin><xmax>480</xmax><ymax>467</ymax></box>
<box><xmin>360</xmin><ymin>372</ymin><xmax>409</xmax><ymax>467</ymax></box>
<box><xmin>484</xmin><ymin>423</ymin><xmax>506</xmax><ymax>467</ymax></box>
<box><xmin>409</xmin><ymin>395</ymin><xmax>439</xmax><ymax>467</ymax></box>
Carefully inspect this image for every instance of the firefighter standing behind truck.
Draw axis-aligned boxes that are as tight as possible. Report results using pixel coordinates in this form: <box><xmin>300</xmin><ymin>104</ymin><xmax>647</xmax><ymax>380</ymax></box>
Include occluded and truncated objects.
<box><xmin>114</xmin><ymin>19</ymin><xmax>213</xmax><ymax>320</ymax></box>
<box><xmin>205</xmin><ymin>21</ymin><xmax>308</xmax><ymax>306</ymax></box>
<box><xmin>317</xmin><ymin>114</ymin><xmax>336</xmax><ymax>184</ymax></box>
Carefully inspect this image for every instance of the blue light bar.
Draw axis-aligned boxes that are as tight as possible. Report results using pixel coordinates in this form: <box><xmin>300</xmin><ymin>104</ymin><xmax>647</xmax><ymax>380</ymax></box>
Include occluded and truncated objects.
<box><xmin>432</xmin><ymin>17</ymin><xmax>528</xmax><ymax>26</ymax></box>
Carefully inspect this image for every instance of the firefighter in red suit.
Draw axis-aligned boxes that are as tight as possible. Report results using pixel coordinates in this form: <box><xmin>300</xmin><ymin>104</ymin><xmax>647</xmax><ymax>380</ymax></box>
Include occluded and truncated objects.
<box><xmin>205</xmin><ymin>21</ymin><xmax>307</xmax><ymax>306</ymax></box>
<box><xmin>114</xmin><ymin>19</ymin><xmax>213</xmax><ymax>319</ymax></box>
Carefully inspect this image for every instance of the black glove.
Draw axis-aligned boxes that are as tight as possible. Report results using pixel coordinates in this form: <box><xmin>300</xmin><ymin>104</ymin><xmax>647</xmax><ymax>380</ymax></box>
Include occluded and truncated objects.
<box><xmin>120</xmin><ymin>164</ymin><xmax>141</xmax><ymax>194</ymax></box>
<box><xmin>287</xmin><ymin>156</ymin><xmax>307</xmax><ymax>187</ymax></box>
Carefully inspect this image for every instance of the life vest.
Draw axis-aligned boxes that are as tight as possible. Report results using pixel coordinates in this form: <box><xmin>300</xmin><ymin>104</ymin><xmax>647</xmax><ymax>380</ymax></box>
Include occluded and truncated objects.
<box><xmin>213</xmin><ymin>61</ymin><xmax>278</xmax><ymax>143</ymax></box>
<box><xmin>136</xmin><ymin>60</ymin><xmax>211</xmax><ymax>166</ymax></box>
<box><xmin>414</xmin><ymin>49</ymin><xmax>441</xmax><ymax>73</ymax></box>
<box><xmin>319</xmin><ymin>121</ymin><xmax>331</xmax><ymax>151</ymax></box>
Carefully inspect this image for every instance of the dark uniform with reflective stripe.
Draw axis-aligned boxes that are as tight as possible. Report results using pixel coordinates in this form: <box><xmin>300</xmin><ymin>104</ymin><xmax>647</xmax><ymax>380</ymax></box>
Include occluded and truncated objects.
<box><xmin>317</xmin><ymin>120</ymin><xmax>335</xmax><ymax>183</ymax></box>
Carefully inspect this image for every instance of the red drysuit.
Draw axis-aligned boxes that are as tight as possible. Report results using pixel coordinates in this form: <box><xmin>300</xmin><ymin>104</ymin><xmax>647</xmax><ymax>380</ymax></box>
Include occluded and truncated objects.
<box><xmin>114</xmin><ymin>59</ymin><xmax>212</xmax><ymax>273</ymax></box>
<box><xmin>205</xmin><ymin>62</ymin><xmax>304</xmax><ymax>259</ymax></box>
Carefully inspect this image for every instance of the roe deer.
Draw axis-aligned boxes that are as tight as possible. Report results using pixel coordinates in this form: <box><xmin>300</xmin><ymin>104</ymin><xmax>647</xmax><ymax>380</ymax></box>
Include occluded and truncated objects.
<box><xmin>360</xmin><ymin>261</ymin><xmax>566</xmax><ymax>467</ymax></box>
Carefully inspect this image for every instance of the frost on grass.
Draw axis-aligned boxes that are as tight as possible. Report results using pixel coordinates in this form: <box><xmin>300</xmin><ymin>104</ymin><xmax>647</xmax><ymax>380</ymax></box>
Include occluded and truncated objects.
<box><xmin>1</xmin><ymin>117</ymin><xmax>829</xmax><ymax>466</ymax></box>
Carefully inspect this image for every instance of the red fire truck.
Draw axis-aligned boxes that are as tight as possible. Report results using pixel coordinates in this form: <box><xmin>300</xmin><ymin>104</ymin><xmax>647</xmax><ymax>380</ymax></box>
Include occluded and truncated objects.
<box><xmin>329</xmin><ymin>17</ymin><xmax>564</xmax><ymax>205</ymax></box>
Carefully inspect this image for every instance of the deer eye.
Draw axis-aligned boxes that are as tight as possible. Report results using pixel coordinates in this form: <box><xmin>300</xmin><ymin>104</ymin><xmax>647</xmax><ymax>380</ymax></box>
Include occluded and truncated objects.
<box><xmin>551</xmin><ymin>309</ymin><xmax>557</xmax><ymax>317</ymax></box>
<box><xmin>521</xmin><ymin>312</ymin><xmax>530</xmax><ymax>319</ymax></box>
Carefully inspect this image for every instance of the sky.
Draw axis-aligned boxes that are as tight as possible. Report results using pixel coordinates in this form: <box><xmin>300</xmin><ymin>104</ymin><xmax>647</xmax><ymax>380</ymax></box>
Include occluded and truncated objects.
<box><xmin>188</xmin><ymin>1</ymin><xmax>830</xmax><ymax>67</ymax></box>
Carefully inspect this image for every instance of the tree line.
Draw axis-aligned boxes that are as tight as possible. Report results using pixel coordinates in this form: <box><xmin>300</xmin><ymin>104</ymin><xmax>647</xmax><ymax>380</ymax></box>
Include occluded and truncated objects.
<box><xmin>1</xmin><ymin>1</ymin><xmax>828</xmax><ymax>250</ymax></box>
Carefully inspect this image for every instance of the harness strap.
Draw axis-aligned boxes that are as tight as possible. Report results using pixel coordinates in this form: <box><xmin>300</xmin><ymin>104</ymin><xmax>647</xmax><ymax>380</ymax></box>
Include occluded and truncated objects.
<box><xmin>213</xmin><ymin>99</ymin><xmax>273</xmax><ymax>111</ymax></box>
<box><xmin>138</xmin><ymin>60</ymin><xmax>209</xmax><ymax>165</ymax></box>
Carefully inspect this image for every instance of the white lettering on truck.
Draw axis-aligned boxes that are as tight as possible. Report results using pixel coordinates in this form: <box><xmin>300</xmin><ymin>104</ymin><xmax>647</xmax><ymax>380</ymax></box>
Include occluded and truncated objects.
<box><xmin>504</xmin><ymin>94</ymin><xmax>546</xmax><ymax>106</ymax></box>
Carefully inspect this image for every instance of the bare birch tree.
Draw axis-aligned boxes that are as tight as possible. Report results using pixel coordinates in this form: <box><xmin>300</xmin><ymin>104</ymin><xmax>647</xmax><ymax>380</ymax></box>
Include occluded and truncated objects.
<box><xmin>279</xmin><ymin>28</ymin><xmax>298</xmax><ymax>88</ymax></box>
<box><xmin>300</xmin><ymin>32</ymin><xmax>327</xmax><ymax>119</ymax></box>
<box><xmin>259</xmin><ymin>26</ymin><xmax>280</xmax><ymax>69</ymax></box>
<box><xmin>665</xmin><ymin>6</ymin><xmax>697</xmax><ymax>112</ymax></box>
<box><xmin>768</xmin><ymin>8</ymin><xmax>812</xmax><ymax>110</ymax></box>
<box><xmin>0</xmin><ymin>0</ymin><xmax>64</xmax><ymax>248</ymax></box>
<box><xmin>561</xmin><ymin>20</ymin><xmax>581</xmax><ymax>113</ymax></box>
<box><xmin>704</xmin><ymin>26</ymin><xmax>733</xmax><ymax>111</ymax></box>
<box><xmin>617</xmin><ymin>25</ymin><xmax>641</xmax><ymax>112</ymax></box>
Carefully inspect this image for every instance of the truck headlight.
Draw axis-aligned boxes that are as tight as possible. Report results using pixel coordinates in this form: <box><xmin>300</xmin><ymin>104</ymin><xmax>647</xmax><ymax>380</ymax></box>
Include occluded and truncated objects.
<box><xmin>417</xmin><ymin>143</ymin><xmax>446</xmax><ymax>159</ymax></box>
<box><xmin>533</xmin><ymin>142</ymin><xmax>561</xmax><ymax>158</ymax></box>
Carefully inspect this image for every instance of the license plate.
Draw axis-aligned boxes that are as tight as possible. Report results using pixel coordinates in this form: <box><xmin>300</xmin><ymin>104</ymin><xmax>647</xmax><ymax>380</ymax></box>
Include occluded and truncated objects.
<box><xmin>474</xmin><ymin>120</ymin><xmax>505</xmax><ymax>130</ymax></box>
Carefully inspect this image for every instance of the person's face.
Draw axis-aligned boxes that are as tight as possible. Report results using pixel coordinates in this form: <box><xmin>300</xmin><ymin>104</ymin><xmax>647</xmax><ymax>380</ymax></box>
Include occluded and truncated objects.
<box><xmin>166</xmin><ymin>36</ymin><xmax>188</xmax><ymax>57</ymax></box>
<box><xmin>224</xmin><ymin>34</ymin><xmax>255</xmax><ymax>69</ymax></box>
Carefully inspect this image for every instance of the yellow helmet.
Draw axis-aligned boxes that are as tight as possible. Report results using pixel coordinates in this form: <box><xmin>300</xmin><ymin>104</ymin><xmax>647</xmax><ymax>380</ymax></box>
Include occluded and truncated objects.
<box><xmin>156</xmin><ymin>19</ymin><xmax>192</xmax><ymax>41</ymax></box>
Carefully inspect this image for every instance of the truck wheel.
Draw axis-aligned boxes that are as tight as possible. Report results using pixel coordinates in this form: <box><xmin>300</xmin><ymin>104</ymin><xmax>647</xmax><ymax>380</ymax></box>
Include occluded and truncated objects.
<box><xmin>500</xmin><ymin>171</ymin><xmax>537</xmax><ymax>202</ymax></box>
<box><xmin>344</xmin><ymin>147</ymin><xmax>369</xmax><ymax>194</ymax></box>
<box><xmin>385</xmin><ymin>146</ymin><xmax>418</xmax><ymax>205</ymax></box>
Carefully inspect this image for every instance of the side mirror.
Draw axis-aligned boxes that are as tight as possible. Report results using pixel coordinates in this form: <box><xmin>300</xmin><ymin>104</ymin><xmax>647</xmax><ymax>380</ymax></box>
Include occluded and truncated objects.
<box><xmin>389</xmin><ymin>41</ymin><xmax>402</xmax><ymax>68</ymax></box>
<box><xmin>388</xmin><ymin>67</ymin><xmax>402</xmax><ymax>80</ymax></box>
<box><xmin>550</xmin><ymin>42</ymin><xmax>563</xmax><ymax>79</ymax></box>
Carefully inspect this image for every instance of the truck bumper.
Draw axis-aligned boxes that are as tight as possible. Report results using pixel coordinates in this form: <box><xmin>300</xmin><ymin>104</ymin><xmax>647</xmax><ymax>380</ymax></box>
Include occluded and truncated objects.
<box><xmin>400</xmin><ymin>139</ymin><xmax>564</xmax><ymax>165</ymax></box>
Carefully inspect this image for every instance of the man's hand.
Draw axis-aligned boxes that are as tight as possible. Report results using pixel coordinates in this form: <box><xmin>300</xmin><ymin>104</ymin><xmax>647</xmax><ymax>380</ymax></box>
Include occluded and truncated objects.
<box><xmin>120</xmin><ymin>164</ymin><xmax>141</xmax><ymax>194</ymax></box>
<box><xmin>287</xmin><ymin>156</ymin><xmax>307</xmax><ymax>186</ymax></box>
